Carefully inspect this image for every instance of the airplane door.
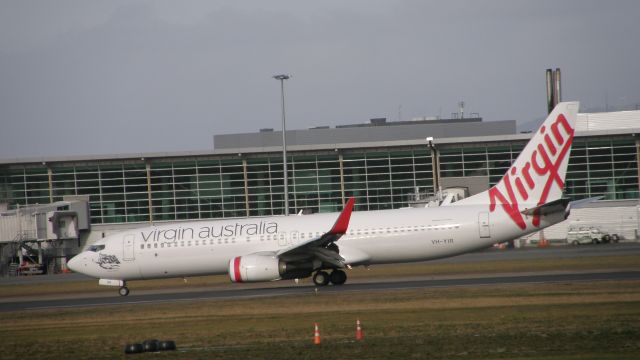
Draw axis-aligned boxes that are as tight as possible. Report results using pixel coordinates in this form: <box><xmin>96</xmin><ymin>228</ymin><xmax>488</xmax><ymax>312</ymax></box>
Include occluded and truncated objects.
<box><xmin>478</xmin><ymin>212</ymin><xmax>491</xmax><ymax>238</ymax></box>
<box><xmin>123</xmin><ymin>234</ymin><xmax>135</xmax><ymax>261</ymax></box>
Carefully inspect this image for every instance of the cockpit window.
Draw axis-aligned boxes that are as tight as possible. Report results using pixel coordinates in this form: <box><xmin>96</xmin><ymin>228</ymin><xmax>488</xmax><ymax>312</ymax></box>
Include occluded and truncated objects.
<box><xmin>88</xmin><ymin>245</ymin><xmax>105</xmax><ymax>252</ymax></box>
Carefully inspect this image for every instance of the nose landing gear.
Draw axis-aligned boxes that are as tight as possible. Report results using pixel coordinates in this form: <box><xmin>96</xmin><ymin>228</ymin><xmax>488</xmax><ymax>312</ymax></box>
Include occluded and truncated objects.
<box><xmin>312</xmin><ymin>269</ymin><xmax>347</xmax><ymax>286</ymax></box>
<box><xmin>98</xmin><ymin>279</ymin><xmax>130</xmax><ymax>296</ymax></box>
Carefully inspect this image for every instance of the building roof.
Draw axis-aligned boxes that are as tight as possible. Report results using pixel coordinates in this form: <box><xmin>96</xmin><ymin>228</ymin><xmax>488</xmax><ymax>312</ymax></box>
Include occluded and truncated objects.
<box><xmin>213</xmin><ymin>117</ymin><xmax>516</xmax><ymax>149</ymax></box>
<box><xmin>576</xmin><ymin>110</ymin><xmax>640</xmax><ymax>131</ymax></box>
<box><xmin>1</xmin><ymin>111</ymin><xmax>639</xmax><ymax>166</ymax></box>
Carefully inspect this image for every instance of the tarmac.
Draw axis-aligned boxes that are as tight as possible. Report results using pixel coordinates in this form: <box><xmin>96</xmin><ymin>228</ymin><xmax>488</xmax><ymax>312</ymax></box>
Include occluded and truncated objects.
<box><xmin>1</xmin><ymin>243</ymin><xmax>639</xmax><ymax>313</ymax></box>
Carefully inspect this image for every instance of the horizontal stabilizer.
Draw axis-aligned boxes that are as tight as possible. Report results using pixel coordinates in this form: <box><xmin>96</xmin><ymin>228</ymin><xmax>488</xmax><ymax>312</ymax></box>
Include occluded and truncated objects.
<box><xmin>520</xmin><ymin>198</ymin><xmax>569</xmax><ymax>216</ymax></box>
<box><xmin>568</xmin><ymin>196</ymin><xmax>603</xmax><ymax>209</ymax></box>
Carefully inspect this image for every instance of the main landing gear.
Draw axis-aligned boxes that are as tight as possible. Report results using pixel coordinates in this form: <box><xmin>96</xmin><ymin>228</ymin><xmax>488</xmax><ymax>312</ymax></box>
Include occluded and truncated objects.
<box><xmin>119</xmin><ymin>284</ymin><xmax>130</xmax><ymax>296</ymax></box>
<box><xmin>313</xmin><ymin>269</ymin><xmax>347</xmax><ymax>286</ymax></box>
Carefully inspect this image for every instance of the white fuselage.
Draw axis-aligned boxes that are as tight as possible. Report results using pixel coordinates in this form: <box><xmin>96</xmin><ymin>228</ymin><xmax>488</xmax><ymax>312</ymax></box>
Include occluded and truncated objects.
<box><xmin>68</xmin><ymin>204</ymin><xmax>563</xmax><ymax>281</ymax></box>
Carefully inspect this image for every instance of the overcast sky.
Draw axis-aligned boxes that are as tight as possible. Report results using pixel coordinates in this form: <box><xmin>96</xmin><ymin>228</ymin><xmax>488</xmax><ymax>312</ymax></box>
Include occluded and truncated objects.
<box><xmin>1</xmin><ymin>0</ymin><xmax>639</xmax><ymax>159</ymax></box>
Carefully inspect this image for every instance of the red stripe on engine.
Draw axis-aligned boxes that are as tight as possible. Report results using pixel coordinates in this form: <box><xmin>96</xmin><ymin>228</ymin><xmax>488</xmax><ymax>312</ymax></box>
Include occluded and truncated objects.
<box><xmin>233</xmin><ymin>257</ymin><xmax>242</xmax><ymax>282</ymax></box>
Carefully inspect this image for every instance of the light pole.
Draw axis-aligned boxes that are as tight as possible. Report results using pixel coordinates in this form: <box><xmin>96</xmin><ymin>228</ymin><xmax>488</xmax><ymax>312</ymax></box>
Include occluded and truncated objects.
<box><xmin>426</xmin><ymin>137</ymin><xmax>440</xmax><ymax>200</ymax></box>
<box><xmin>273</xmin><ymin>74</ymin><xmax>290</xmax><ymax>216</ymax></box>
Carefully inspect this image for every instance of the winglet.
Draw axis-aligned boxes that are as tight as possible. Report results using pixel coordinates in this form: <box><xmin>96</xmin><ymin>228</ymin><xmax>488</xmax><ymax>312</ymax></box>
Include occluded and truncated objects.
<box><xmin>330</xmin><ymin>197</ymin><xmax>355</xmax><ymax>234</ymax></box>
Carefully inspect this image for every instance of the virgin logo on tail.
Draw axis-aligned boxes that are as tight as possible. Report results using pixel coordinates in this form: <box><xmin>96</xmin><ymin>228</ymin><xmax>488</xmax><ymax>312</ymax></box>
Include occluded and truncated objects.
<box><xmin>489</xmin><ymin>113</ymin><xmax>575</xmax><ymax>229</ymax></box>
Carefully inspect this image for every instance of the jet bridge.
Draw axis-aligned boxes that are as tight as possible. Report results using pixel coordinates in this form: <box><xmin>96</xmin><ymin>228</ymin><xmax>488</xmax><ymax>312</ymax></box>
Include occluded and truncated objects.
<box><xmin>0</xmin><ymin>199</ymin><xmax>89</xmax><ymax>276</ymax></box>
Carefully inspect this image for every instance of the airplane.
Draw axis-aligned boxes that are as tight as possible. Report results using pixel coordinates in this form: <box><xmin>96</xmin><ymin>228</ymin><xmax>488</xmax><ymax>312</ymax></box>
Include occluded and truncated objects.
<box><xmin>68</xmin><ymin>101</ymin><xmax>579</xmax><ymax>296</ymax></box>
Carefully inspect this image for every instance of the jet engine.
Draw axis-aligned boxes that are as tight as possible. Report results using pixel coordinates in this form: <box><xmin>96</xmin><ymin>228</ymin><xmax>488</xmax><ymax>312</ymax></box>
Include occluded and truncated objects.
<box><xmin>228</xmin><ymin>254</ymin><xmax>313</xmax><ymax>283</ymax></box>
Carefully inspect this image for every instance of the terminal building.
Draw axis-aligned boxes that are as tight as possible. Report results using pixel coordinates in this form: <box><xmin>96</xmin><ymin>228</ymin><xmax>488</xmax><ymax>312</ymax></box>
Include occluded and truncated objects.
<box><xmin>1</xmin><ymin>109</ymin><xmax>639</xmax><ymax>275</ymax></box>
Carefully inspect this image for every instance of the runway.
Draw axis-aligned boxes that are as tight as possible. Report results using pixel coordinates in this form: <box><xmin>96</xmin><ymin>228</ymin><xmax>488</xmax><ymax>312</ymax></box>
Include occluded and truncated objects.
<box><xmin>2</xmin><ymin>270</ymin><xmax>639</xmax><ymax>313</ymax></box>
<box><xmin>2</xmin><ymin>242</ymin><xmax>639</xmax><ymax>286</ymax></box>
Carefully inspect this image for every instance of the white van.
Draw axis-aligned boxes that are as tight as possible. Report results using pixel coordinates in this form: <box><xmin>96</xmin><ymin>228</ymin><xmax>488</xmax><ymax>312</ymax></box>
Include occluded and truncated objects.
<box><xmin>566</xmin><ymin>226</ymin><xmax>619</xmax><ymax>245</ymax></box>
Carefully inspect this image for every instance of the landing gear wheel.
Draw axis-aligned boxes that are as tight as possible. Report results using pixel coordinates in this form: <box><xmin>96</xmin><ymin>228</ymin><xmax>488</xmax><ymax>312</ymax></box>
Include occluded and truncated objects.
<box><xmin>119</xmin><ymin>286</ymin><xmax>130</xmax><ymax>296</ymax></box>
<box><xmin>313</xmin><ymin>271</ymin><xmax>330</xmax><ymax>286</ymax></box>
<box><xmin>330</xmin><ymin>270</ymin><xmax>347</xmax><ymax>285</ymax></box>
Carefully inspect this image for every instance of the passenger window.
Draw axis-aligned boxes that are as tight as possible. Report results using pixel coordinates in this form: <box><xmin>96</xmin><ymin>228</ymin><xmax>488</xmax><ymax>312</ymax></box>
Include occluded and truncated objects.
<box><xmin>140</xmin><ymin>244</ymin><xmax>144</xmax><ymax>250</ymax></box>
<box><xmin>195</xmin><ymin>241</ymin><xmax>199</xmax><ymax>246</ymax></box>
<box><xmin>161</xmin><ymin>243</ymin><xmax>164</xmax><ymax>248</ymax></box>
<box><xmin>147</xmin><ymin>244</ymin><xmax>151</xmax><ymax>249</ymax></box>
<box><xmin>154</xmin><ymin>243</ymin><xmax>158</xmax><ymax>248</ymax></box>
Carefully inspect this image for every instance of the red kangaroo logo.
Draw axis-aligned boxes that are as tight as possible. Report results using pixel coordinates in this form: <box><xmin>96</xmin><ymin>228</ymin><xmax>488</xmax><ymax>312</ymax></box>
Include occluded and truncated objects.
<box><xmin>489</xmin><ymin>114</ymin><xmax>574</xmax><ymax>229</ymax></box>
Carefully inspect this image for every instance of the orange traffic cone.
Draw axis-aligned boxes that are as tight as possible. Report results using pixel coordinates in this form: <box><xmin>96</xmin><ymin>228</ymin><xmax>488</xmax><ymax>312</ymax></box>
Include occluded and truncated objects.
<box><xmin>356</xmin><ymin>319</ymin><xmax>363</xmax><ymax>341</ymax></box>
<box><xmin>313</xmin><ymin>323</ymin><xmax>321</xmax><ymax>345</ymax></box>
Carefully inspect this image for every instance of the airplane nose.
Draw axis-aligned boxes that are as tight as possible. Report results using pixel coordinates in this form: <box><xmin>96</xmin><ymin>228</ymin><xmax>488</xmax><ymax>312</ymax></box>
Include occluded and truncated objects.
<box><xmin>67</xmin><ymin>254</ymin><xmax>81</xmax><ymax>273</ymax></box>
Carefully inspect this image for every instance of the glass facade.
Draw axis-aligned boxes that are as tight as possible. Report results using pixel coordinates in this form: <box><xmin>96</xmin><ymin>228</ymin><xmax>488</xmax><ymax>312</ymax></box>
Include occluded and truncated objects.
<box><xmin>0</xmin><ymin>135</ymin><xmax>637</xmax><ymax>225</ymax></box>
<box><xmin>342</xmin><ymin>149</ymin><xmax>433</xmax><ymax>211</ymax></box>
<box><xmin>439</xmin><ymin>143</ymin><xmax>525</xmax><ymax>185</ymax></box>
<box><xmin>564</xmin><ymin>138</ymin><xmax>639</xmax><ymax>200</ymax></box>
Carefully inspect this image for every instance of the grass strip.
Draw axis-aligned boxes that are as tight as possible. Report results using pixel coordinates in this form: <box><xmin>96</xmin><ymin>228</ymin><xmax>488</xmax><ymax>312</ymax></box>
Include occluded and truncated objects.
<box><xmin>0</xmin><ymin>281</ymin><xmax>639</xmax><ymax>359</ymax></box>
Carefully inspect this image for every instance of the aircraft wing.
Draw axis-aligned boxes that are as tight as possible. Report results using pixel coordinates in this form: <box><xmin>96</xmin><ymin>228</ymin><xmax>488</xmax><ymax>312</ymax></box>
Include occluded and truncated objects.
<box><xmin>276</xmin><ymin>197</ymin><xmax>355</xmax><ymax>268</ymax></box>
